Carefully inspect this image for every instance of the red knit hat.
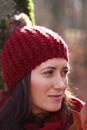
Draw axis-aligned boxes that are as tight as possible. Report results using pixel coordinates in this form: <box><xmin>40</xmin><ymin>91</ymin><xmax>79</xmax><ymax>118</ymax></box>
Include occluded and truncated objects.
<box><xmin>2</xmin><ymin>26</ymin><xmax>69</xmax><ymax>88</ymax></box>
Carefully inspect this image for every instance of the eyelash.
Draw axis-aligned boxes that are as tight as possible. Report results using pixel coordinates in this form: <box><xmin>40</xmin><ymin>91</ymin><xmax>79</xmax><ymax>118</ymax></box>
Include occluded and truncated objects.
<box><xmin>42</xmin><ymin>70</ymin><xmax>69</xmax><ymax>77</ymax></box>
<box><xmin>42</xmin><ymin>70</ymin><xmax>54</xmax><ymax>77</ymax></box>
<box><xmin>61</xmin><ymin>70</ymin><xmax>69</xmax><ymax>77</ymax></box>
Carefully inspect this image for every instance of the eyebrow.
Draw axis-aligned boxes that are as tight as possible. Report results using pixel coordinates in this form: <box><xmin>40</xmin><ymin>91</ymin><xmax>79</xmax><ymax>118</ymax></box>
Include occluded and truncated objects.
<box><xmin>40</xmin><ymin>66</ymin><xmax>69</xmax><ymax>71</ymax></box>
<box><xmin>40</xmin><ymin>67</ymin><xmax>56</xmax><ymax>71</ymax></box>
<box><xmin>63</xmin><ymin>66</ymin><xmax>69</xmax><ymax>70</ymax></box>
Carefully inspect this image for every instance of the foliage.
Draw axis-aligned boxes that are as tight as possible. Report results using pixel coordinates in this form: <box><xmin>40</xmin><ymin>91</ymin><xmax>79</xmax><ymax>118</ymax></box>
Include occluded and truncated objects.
<box><xmin>0</xmin><ymin>19</ymin><xmax>7</xmax><ymax>49</ymax></box>
<box><xmin>0</xmin><ymin>0</ymin><xmax>35</xmax><ymax>49</ymax></box>
<box><xmin>14</xmin><ymin>0</ymin><xmax>35</xmax><ymax>25</ymax></box>
<box><xmin>0</xmin><ymin>0</ymin><xmax>35</xmax><ymax>90</ymax></box>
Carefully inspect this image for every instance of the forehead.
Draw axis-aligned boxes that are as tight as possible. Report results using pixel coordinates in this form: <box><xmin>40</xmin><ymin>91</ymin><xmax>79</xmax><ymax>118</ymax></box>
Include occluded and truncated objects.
<box><xmin>34</xmin><ymin>58</ymin><xmax>69</xmax><ymax>70</ymax></box>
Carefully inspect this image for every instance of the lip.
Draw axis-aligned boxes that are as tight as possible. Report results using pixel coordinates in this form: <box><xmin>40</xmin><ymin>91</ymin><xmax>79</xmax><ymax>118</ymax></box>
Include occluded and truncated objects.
<box><xmin>48</xmin><ymin>94</ymin><xmax>63</xmax><ymax>100</ymax></box>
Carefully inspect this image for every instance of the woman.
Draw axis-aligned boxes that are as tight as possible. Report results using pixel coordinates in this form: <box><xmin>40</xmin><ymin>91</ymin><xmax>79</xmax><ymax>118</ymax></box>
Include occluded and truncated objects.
<box><xmin>0</xmin><ymin>26</ymin><xmax>86</xmax><ymax>130</ymax></box>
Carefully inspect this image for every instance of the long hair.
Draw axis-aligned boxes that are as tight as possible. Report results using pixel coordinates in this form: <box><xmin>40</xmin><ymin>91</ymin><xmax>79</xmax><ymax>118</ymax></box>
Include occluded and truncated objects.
<box><xmin>0</xmin><ymin>71</ymin><xmax>74</xmax><ymax>130</ymax></box>
<box><xmin>0</xmin><ymin>73</ymin><xmax>31</xmax><ymax>130</ymax></box>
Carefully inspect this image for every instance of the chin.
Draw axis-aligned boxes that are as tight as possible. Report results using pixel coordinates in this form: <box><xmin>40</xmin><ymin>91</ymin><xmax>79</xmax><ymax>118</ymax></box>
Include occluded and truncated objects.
<box><xmin>47</xmin><ymin>104</ymin><xmax>62</xmax><ymax>112</ymax></box>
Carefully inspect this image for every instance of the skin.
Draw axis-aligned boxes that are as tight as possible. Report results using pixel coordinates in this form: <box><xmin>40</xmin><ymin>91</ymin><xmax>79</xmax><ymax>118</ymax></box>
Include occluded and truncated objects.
<box><xmin>30</xmin><ymin>58</ymin><xmax>70</xmax><ymax>114</ymax></box>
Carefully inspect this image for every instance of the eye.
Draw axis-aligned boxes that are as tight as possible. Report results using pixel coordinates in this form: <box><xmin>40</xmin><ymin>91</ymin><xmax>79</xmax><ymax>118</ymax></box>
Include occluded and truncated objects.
<box><xmin>42</xmin><ymin>70</ymin><xmax>54</xmax><ymax>77</ymax></box>
<box><xmin>61</xmin><ymin>69</ymin><xmax>69</xmax><ymax>77</ymax></box>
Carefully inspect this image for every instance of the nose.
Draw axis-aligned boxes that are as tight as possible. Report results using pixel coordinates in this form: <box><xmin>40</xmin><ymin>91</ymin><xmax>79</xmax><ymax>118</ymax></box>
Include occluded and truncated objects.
<box><xmin>53</xmin><ymin>73</ymin><xmax>66</xmax><ymax>90</ymax></box>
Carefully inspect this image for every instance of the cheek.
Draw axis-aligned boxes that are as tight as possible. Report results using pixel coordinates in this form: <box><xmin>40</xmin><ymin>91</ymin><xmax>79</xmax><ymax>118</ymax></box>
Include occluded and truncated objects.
<box><xmin>61</xmin><ymin>77</ymin><xmax>68</xmax><ymax>92</ymax></box>
<box><xmin>30</xmin><ymin>75</ymin><xmax>48</xmax><ymax>99</ymax></box>
<box><xmin>65</xmin><ymin>77</ymin><xmax>68</xmax><ymax>87</ymax></box>
<box><xmin>31</xmin><ymin>71</ymin><xmax>50</xmax><ymax>92</ymax></box>
<box><xmin>30</xmin><ymin>76</ymin><xmax>49</xmax><ymax>111</ymax></box>
<box><xmin>31</xmin><ymin>77</ymin><xmax>45</xmax><ymax>91</ymax></box>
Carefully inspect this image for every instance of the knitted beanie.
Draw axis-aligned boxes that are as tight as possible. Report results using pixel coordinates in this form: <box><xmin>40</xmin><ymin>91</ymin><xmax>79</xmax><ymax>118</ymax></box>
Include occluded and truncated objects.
<box><xmin>2</xmin><ymin>26</ymin><xmax>69</xmax><ymax>88</ymax></box>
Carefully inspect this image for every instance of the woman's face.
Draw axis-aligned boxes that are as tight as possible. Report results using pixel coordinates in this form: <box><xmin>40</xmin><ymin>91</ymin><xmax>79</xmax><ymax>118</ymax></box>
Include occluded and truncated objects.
<box><xmin>30</xmin><ymin>58</ymin><xmax>70</xmax><ymax>114</ymax></box>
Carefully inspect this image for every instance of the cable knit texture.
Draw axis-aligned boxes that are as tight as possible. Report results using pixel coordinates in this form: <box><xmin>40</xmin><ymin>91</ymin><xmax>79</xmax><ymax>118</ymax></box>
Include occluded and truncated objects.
<box><xmin>2</xmin><ymin>26</ymin><xmax>69</xmax><ymax>88</ymax></box>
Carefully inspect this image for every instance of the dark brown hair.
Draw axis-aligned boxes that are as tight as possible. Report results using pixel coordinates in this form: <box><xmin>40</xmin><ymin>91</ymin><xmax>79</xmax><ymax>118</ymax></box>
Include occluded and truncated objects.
<box><xmin>0</xmin><ymin>72</ymin><xmax>73</xmax><ymax>130</ymax></box>
<box><xmin>0</xmin><ymin>73</ymin><xmax>31</xmax><ymax>130</ymax></box>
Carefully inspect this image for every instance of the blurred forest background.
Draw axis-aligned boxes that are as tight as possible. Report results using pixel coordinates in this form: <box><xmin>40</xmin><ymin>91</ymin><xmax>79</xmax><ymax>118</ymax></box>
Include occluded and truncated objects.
<box><xmin>0</xmin><ymin>0</ymin><xmax>87</xmax><ymax>102</ymax></box>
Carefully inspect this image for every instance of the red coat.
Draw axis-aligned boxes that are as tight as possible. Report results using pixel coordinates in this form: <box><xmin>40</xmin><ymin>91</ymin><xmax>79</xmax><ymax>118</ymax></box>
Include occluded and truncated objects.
<box><xmin>0</xmin><ymin>91</ymin><xmax>85</xmax><ymax>130</ymax></box>
<box><xmin>23</xmin><ymin>97</ymin><xmax>85</xmax><ymax>130</ymax></box>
